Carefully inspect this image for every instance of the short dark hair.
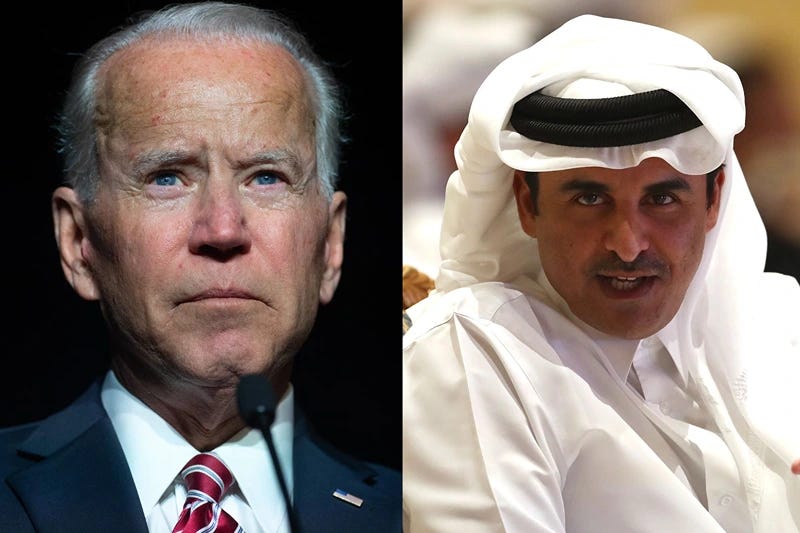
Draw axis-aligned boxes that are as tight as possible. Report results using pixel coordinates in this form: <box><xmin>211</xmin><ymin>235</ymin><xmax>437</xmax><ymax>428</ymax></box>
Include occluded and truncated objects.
<box><xmin>523</xmin><ymin>164</ymin><xmax>724</xmax><ymax>214</ymax></box>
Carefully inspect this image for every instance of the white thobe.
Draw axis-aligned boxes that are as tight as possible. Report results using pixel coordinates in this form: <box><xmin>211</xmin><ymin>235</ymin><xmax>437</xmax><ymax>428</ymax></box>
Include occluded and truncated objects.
<box><xmin>402</xmin><ymin>277</ymin><xmax>800</xmax><ymax>532</ymax></box>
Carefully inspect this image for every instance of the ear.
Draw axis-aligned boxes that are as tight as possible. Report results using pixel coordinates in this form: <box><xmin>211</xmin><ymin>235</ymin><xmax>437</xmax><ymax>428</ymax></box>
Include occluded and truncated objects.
<box><xmin>512</xmin><ymin>170</ymin><xmax>538</xmax><ymax>237</ymax></box>
<box><xmin>319</xmin><ymin>191</ymin><xmax>347</xmax><ymax>304</ymax></box>
<box><xmin>705</xmin><ymin>168</ymin><xmax>726</xmax><ymax>232</ymax></box>
<box><xmin>52</xmin><ymin>186</ymin><xmax>100</xmax><ymax>301</ymax></box>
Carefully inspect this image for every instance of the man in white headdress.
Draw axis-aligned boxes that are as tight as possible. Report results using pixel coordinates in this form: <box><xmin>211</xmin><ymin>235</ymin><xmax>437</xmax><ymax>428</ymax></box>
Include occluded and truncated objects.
<box><xmin>402</xmin><ymin>14</ymin><xmax>800</xmax><ymax>533</ymax></box>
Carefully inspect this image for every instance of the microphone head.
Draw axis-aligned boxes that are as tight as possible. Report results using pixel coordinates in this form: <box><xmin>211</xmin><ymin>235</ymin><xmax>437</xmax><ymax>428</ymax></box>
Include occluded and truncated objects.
<box><xmin>236</xmin><ymin>374</ymin><xmax>277</xmax><ymax>428</ymax></box>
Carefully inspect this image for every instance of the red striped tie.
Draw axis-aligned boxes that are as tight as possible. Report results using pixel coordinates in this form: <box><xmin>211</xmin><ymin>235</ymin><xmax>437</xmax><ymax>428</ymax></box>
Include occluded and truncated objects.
<box><xmin>172</xmin><ymin>452</ymin><xmax>243</xmax><ymax>533</ymax></box>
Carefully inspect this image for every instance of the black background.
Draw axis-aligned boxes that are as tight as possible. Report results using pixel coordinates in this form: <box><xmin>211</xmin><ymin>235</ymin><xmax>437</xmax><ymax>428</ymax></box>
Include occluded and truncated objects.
<box><xmin>1</xmin><ymin>2</ymin><xmax>401</xmax><ymax>470</ymax></box>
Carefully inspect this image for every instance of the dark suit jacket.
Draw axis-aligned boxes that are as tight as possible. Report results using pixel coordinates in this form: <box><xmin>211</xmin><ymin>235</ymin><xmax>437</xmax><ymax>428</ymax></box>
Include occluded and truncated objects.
<box><xmin>0</xmin><ymin>380</ymin><xmax>401</xmax><ymax>532</ymax></box>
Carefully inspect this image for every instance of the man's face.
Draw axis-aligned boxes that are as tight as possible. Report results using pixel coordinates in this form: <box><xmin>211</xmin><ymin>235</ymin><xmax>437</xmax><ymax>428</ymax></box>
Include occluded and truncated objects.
<box><xmin>58</xmin><ymin>38</ymin><xmax>346</xmax><ymax>386</ymax></box>
<box><xmin>513</xmin><ymin>158</ymin><xmax>723</xmax><ymax>339</ymax></box>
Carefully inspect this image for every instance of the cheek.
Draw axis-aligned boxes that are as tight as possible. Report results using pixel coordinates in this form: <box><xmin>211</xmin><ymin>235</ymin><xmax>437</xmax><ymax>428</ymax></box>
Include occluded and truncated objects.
<box><xmin>537</xmin><ymin>221</ymin><xmax>593</xmax><ymax>273</ymax></box>
<box><xmin>257</xmin><ymin>209</ymin><xmax>327</xmax><ymax>275</ymax></box>
<box><xmin>92</xmin><ymin>210</ymin><xmax>185</xmax><ymax>288</ymax></box>
<box><xmin>259</xmin><ymin>211</ymin><xmax>328</xmax><ymax>323</ymax></box>
<box><xmin>535</xmin><ymin>223</ymin><xmax>597</xmax><ymax>300</ymax></box>
<box><xmin>656</xmin><ymin>219</ymin><xmax>708</xmax><ymax>283</ymax></box>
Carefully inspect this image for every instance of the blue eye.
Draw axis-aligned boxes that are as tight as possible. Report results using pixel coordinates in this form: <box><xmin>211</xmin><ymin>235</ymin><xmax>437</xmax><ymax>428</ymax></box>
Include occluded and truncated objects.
<box><xmin>152</xmin><ymin>173</ymin><xmax>179</xmax><ymax>186</ymax></box>
<box><xmin>253</xmin><ymin>171</ymin><xmax>281</xmax><ymax>186</ymax></box>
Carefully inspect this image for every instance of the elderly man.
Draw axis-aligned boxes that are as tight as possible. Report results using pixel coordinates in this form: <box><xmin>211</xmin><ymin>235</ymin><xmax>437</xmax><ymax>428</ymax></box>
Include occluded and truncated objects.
<box><xmin>403</xmin><ymin>14</ymin><xmax>799</xmax><ymax>533</ymax></box>
<box><xmin>0</xmin><ymin>2</ymin><xmax>400</xmax><ymax>532</ymax></box>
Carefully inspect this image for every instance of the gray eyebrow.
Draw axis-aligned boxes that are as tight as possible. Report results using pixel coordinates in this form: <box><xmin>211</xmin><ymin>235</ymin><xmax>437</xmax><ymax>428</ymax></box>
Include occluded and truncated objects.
<box><xmin>231</xmin><ymin>149</ymin><xmax>302</xmax><ymax>175</ymax></box>
<box><xmin>131</xmin><ymin>150</ymin><xmax>197</xmax><ymax>175</ymax></box>
<box><xmin>130</xmin><ymin>148</ymin><xmax>303</xmax><ymax>176</ymax></box>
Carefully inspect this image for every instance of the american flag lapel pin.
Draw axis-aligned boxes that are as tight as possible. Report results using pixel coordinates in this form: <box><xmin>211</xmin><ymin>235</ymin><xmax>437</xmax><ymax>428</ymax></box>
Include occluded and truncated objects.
<box><xmin>332</xmin><ymin>488</ymin><xmax>364</xmax><ymax>508</ymax></box>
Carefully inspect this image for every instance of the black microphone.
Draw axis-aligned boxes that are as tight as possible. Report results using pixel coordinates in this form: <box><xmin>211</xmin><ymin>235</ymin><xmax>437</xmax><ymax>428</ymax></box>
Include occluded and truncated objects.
<box><xmin>237</xmin><ymin>374</ymin><xmax>300</xmax><ymax>533</ymax></box>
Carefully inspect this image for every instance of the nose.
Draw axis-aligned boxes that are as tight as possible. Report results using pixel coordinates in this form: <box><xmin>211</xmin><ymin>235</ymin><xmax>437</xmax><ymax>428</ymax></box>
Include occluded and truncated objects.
<box><xmin>603</xmin><ymin>208</ymin><xmax>649</xmax><ymax>263</ymax></box>
<box><xmin>188</xmin><ymin>182</ymin><xmax>251</xmax><ymax>259</ymax></box>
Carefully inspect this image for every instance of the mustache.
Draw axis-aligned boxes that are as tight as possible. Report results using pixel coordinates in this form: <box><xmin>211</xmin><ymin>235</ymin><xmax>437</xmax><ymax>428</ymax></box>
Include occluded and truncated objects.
<box><xmin>591</xmin><ymin>253</ymin><xmax>669</xmax><ymax>277</ymax></box>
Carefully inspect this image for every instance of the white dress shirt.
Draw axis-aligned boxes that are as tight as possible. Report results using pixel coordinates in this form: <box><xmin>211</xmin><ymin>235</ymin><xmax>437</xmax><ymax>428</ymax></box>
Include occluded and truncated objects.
<box><xmin>101</xmin><ymin>370</ymin><xmax>294</xmax><ymax>533</ymax></box>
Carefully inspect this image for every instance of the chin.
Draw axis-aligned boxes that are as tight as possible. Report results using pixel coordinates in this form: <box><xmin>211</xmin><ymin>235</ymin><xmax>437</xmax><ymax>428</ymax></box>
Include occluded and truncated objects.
<box><xmin>174</xmin><ymin>348</ymin><xmax>269</xmax><ymax>383</ymax></box>
<box><xmin>591</xmin><ymin>317</ymin><xmax>666</xmax><ymax>340</ymax></box>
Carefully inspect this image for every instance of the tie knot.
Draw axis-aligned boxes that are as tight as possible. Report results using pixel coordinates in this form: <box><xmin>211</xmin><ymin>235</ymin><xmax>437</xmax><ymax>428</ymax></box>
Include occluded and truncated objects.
<box><xmin>180</xmin><ymin>452</ymin><xmax>235</xmax><ymax>504</ymax></box>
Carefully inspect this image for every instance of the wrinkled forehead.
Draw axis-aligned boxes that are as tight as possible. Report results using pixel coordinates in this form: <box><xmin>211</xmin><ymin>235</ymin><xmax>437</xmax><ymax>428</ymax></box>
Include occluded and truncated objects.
<box><xmin>95</xmin><ymin>36</ymin><xmax>312</xmax><ymax>132</ymax></box>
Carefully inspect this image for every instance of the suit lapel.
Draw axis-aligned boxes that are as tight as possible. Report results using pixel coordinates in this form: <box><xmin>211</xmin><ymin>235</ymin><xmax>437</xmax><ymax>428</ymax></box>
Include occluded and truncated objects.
<box><xmin>292</xmin><ymin>410</ymin><xmax>400</xmax><ymax>532</ymax></box>
<box><xmin>7</xmin><ymin>384</ymin><xmax>399</xmax><ymax>532</ymax></box>
<box><xmin>7</xmin><ymin>382</ymin><xmax>148</xmax><ymax>533</ymax></box>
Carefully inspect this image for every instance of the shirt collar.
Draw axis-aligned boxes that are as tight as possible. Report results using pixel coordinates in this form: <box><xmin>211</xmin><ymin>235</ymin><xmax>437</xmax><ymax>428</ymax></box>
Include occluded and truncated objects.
<box><xmin>215</xmin><ymin>390</ymin><xmax>294</xmax><ymax>531</ymax></box>
<box><xmin>647</xmin><ymin>317</ymin><xmax>689</xmax><ymax>387</ymax></box>
<box><xmin>101</xmin><ymin>369</ymin><xmax>295</xmax><ymax>530</ymax></box>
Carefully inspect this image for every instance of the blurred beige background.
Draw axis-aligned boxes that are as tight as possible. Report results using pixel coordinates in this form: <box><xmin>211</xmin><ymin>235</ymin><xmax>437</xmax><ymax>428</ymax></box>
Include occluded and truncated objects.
<box><xmin>403</xmin><ymin>0</ymin><xmax>800</xmax><ymax>282</ymax></box>
<box><xmin>671</xmin><ymin>0</ymin><xmax>800</xmax><ymax>127</ymax></box>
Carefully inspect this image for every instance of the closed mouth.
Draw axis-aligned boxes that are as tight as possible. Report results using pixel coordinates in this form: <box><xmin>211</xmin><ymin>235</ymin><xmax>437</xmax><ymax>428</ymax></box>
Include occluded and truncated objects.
<box><xmin>185</xmin><ymin>289</ymin><xmax>257</xmax><ymax>302</ymax></box>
